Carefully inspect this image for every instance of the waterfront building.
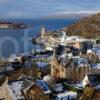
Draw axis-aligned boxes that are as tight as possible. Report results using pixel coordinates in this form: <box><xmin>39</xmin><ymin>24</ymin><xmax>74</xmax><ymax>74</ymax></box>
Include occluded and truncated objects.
<box><xmin>41</xmin><ymin>27</ymin><xmax>46</xmax><ymax>39</ymax></box>
<box><xmin>40</xmin><ymin>27</ymin><xmax>52</xmax><ymax>40</ymax></box>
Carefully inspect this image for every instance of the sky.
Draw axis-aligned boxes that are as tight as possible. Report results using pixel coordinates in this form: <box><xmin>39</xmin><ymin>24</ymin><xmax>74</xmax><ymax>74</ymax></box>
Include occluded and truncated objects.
<box><xmin>0</xmin><ymin>0</ymin><xmax>100</xmax><ymax>18</ymax></box>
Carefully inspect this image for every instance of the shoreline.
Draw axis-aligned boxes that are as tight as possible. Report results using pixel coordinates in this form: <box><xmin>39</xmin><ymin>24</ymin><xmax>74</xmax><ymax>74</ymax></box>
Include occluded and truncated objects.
<box><xmin>0</xmin><ymin>21</ymin><xmax>27</xmax><ymax>29</ymax></box>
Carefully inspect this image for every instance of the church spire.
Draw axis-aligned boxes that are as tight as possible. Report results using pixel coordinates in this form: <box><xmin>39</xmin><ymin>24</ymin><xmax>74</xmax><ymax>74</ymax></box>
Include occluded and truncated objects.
<box><xmin>52</xmin><ymin>44</ymin><xmax>58</xmax><ymax>60</ymax></box>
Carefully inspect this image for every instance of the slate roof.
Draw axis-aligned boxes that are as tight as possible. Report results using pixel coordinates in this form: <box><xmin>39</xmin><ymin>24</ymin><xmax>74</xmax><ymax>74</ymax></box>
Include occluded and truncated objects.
<box><xmin>8</xmin><ymin>80</ymin><xmax>25</xmax><ymax>100</ymax></box>
<box><xmin>36</xmin><ymin>79</ymin><xmax>50</xmax><ymax>92</ymax></box>
<box><xmin>36</xmin><ymin>62</ymin><xmax>49</xmax><ymax>68</ymax></box>
<box><xmin>21</xmin><ymin>79</ymin><xmax>33</xmax><ymax>91</ymax></box>
<box><xmin>87</xmin><ymin>74</ymin><xmax>100</xmax><ymax>87</ymax></box>
<box><xmin>91</xmin><ymin>63</ymin><xmax>100</xmax><ymax>69</ymax></box>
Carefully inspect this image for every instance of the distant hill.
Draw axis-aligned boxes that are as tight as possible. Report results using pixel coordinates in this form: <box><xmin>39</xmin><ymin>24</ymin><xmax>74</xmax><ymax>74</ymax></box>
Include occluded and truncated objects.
<box><xmin>46</xmin><ymin>11</ymin><xmax>100</xmax><ymax>19</ymax></box>
<box><xmin>62</xmin><ymin>13</ymin><xmax>100</xmax><ymax>39</ymax></box>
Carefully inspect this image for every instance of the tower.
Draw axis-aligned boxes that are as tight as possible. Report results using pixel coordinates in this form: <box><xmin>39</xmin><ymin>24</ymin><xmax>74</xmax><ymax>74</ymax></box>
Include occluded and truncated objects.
<box><xmin>51</xmin><ymin>45</ymin><xmax>67</xmax><ymax>79</ymax></box>
<box><xmin>41</xmin><ymin>27</ymin><xmax>46</xmax><ymax>39</ymax></box>
<box><xmin>52</xmin><ymin>46</ymin><xmax>57</xmax><ymax>60</ymax></box>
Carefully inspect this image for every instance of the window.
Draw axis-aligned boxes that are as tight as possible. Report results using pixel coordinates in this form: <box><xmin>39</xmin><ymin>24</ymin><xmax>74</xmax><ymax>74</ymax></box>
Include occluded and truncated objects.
<box><xmin>53</xmin><ymin>65</ymin><xmax>55</xmax><ymax>69</ymax></box>
<box><xmin>62</xmin><ymin>68</ymin><xmax>64</xmax><ymax>71</ymax></box>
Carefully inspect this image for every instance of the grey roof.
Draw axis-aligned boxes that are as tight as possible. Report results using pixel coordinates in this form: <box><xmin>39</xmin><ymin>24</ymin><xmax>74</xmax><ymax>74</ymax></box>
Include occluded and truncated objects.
<box><xmin>21</xmin><ymin>79</ymin><xmax>33</xmax><ymax>91</ymax></box>
<box><xmin>18</xmin><ymin>74</ymin><xmax>33</xmax><ymax>81</ymax></box>
<box><xmin>88</xmin><ymin>74</ymin><xmax>100</xmax><ymax>87</ymax></box>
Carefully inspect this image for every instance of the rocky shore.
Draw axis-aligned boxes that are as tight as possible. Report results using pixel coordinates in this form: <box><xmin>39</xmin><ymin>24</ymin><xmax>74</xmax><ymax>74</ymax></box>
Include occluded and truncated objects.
<box><xmin>0</xmin><ymin>21</ymin><xmax>27</xmax><ymax>29</ymax></box>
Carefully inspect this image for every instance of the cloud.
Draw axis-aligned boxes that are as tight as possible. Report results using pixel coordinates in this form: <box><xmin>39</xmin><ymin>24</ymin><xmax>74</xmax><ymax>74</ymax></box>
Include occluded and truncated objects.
<box><xmin>57</xmin><ymin>10</ymin><xmax>100</xmax><ymax>14</ymax></box>
<box><xmin>0</xmin><ymin>0</ymin><xmax>100</xmax><ymax>18</ymax></box>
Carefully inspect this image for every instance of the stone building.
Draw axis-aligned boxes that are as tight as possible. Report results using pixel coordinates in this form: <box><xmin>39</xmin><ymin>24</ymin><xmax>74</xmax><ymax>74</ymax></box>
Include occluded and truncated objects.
<box><xmin>93</xmin><ymin>89</ymin><xmax>100</xmax><ymax>100</ymax></box>
<box><xmin>73</xmin><ymin>41</ymin><xmax>93</xmax><ymax>50</ymax></box>
<box><xmin>73</xmin><ymin>41</ymin><xmax>81</xmax><ymax>50</ymax></box>
<box><xmin>50</xmin><ymin>47</ymin><xmax>67</xmax><ymax>79</ymax></box>
<box><xmin>25</xmin><ymin>84</ymin><xmax>49</xmax><ymax>100</ymax></box>
<box><xmin>76</xmin><ymin>65</ymin><xmax>95</xmax><ymax>81</ymax></box>
<box><xmin>51</xmin><ymin>58</ymin><xmax>67</xmax><ymax>79</ymax></box>
<box><xmin>40</xmin><ymin>27</ymin><xmax>52</xmax><ymax>40</ymax></box>
<box><xmin>0</xmin><ymin>79</ymin><xmax>13</xmax><ymax>100</ymax></box>
<box><xmin>50</xmin><ymin>47</ymin><xmax>96</xmax><ymax>82</ymax></box>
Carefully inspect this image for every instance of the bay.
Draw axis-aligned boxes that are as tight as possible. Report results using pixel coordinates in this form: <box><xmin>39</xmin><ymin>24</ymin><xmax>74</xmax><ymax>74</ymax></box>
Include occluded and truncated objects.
<box><xmin>0</xmin><ymin>18</ymin><xmax>78</xmax><ymax>57</ymax></box>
